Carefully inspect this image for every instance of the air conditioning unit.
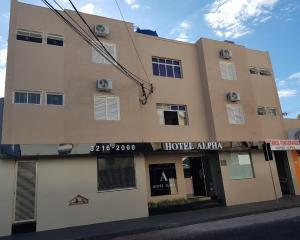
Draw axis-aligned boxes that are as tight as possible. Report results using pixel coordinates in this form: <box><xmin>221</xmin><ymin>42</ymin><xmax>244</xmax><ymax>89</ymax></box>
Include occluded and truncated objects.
<box><xmin>94</xmin><ymin>24</ymin><xmax>109</xmax><ymax>37</ymax></box>
<box><xmin>219</xmin><ymin>49</ymin><xmax>232</xmax><ymax>60</ymax></box>
<box><xmin>97</xmin><ymin>79</ymin><xmax>113</xmax><ymax>91</ymax></box>
<box><xmin>227</xmin><ymin>91</ymin><xmax>240</xmax><ymax>102</ymax></box>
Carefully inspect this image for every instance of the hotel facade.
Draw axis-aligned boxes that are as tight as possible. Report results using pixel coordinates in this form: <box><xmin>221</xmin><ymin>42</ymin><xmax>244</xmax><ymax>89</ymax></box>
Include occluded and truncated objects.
<box><xmin>1</xmin><ymin>0</ymin><xmax>300</xmax><ymax>236</ymax></box>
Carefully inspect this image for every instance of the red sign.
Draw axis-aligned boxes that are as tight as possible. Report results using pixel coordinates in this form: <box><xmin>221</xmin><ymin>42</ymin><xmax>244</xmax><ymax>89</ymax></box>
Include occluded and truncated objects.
<box><xmin>266</xmin><ymin>139</ymin><xmax>300</xmax><ymax>150</ymax></box>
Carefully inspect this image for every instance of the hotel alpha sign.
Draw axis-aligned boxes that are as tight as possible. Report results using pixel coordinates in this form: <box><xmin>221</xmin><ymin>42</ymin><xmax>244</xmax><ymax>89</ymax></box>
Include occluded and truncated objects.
<box><xmin>162</xmin><ymin>142</ymin><xmax>223</xmax><ymax>151</ymax></box>
<box><xmin>90</xmin><ymin>141</ymin><xmax>223</xmax><ymax>154</ymax></box>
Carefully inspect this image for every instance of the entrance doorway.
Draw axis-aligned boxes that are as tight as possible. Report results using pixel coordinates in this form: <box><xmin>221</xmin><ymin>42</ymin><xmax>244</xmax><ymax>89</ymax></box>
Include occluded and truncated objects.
<box><xmin>190</xmin><ymin>157</ymin><xmax>211</xmax><ymax>196</ymax></box>
<box><xmin>274</xmin><ymin>151</ymin><xmax>294</xmax><ymax>195</ymax></box>
<box><xmin>12</xmin><ymin>161</ymin><xmax>37</xmax><ymax>234</ymax></box>
<box><xmin>183</xmin><ymin>152</ymin><xmax>225</xmax><ymax>202</ymax></box>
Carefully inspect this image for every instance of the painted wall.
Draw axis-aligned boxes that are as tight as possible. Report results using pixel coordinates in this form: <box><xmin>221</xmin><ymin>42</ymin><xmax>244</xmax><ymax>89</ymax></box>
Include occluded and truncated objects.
<box><xmin>35</xmin><ymin>154</ymin><xmax>148</xmax><ymax>231</ymax></box>
<box><xmin>0</xmin><ymin>159</ymin><xmax>15</xmax><ymax>237</ymax></box>
<box><xmin>220</xmin><ymin>151</ymin><xmax>282</xmax><ymax>206</ymax></box>
<box><xmin>3</xmin><ymin>2</ymin><xmax>288</xmax><ymax>144</ymax></box>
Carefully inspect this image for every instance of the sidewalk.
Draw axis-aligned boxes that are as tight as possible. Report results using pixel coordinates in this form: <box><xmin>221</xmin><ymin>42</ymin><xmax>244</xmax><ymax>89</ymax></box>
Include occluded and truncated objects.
<box><xmin>2</xmin><ymin>196</ymin><xmax>300</xmax><ymax>240</ymax></box>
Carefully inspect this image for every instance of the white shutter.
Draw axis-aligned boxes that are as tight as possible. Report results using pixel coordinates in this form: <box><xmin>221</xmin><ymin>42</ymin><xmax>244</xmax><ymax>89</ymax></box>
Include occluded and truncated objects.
<box><xmin>91</xmin><ymin>42</ymin><xmax>116</xmax><ymax>64</ymax></box>
<box><xmin>94</xmin><ymin>96</ymin><xmax>107</xmax><ymax>120</ymax></box>
<box><xmin>229</xmin><ymin>63</ymin><xmax>237</xmax><ymax>80</ymax></box>
<box><xmin>227</xmin><ymin>104</ymin><xmax>245</xmax><ymax>124</ymax></box>
<box><xmin>107</xmin><ymin>97</ymin><xmax>120</xmax><ymax>120</ymax></box>
<box><xmin>220</xmin><ymin>62</ymin><xmax>237</xmax><ymax>80</ymax></box>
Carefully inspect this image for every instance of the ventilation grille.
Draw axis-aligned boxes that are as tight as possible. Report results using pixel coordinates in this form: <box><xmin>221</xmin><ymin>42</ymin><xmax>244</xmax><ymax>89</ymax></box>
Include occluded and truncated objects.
<box><xmin>14</xmin><ymin>161</ymin><xmax>36</xmax><ymax>222</ymax></box>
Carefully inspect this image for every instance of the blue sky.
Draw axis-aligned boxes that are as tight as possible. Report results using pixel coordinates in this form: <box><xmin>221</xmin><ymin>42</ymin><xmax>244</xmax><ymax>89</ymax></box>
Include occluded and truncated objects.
<box><xmin>0</xmin><ymin>0</ymin><xmax>300</xmax><ymax>117</ymax></box>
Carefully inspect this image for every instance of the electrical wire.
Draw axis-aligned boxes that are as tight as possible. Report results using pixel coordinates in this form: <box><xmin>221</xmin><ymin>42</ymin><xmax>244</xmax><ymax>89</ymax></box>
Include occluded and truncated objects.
<box><xmin>41</xmin><ymin>0</ymin><xmax>153</xmax><ymax>103</ymax></box>
<box><xmin>68</xmin><ymin>0</ymin><xmax>150</xmax><ymax>86</ymax></box>
<box><xmin>114</xmin><ymin>0</ymin><xmax>151</xmax><ymax>84</ymax></box>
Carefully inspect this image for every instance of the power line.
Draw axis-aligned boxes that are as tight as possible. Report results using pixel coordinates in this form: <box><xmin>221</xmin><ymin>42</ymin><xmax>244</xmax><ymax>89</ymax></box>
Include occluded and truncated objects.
<box><xmin>41</xmin><ymin>0</ymin><xmax>153</xmax><ymax>104</ymax></box>
<box><xmin>66</xmin><ymin>0</ymin><xmax>153</xmax><ymax>103</ymax></box>
<box><xmin>114</xmin><ymin>0</ymin><xmax>151</xmax><ymax>84</ymax></box>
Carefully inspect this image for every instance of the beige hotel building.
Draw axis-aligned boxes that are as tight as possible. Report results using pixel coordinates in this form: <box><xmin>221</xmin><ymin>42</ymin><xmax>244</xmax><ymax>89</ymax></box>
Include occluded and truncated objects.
<box><xmin>1</xmin><ymin>0</ymin><xmax>300</xmax><ymax>237</ymax></box>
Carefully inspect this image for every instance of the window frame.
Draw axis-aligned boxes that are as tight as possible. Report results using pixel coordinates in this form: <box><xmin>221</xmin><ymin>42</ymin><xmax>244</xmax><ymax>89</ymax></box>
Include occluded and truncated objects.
<box><xmin>13</xmin><ymin>90</ymin><xmax>42</xmax><ymax>105</ymax></box>
<box><xmin>249</xmin><ymin>66</ymin><xmax>259</xmax><ymax>74</ymax></box>
<box><xmin>46</xmin><ymin>33</ymin><xmax>64</xmax><ymax>47</ymax></box>
<box><xmin>97</xmin><ymin>154</ymin><xmax>137</xmax><ymax>192</ymax></box>
<box><xmin>46</xmin><ymin>92</ymin><xmax>64</xmax><ymax>106</ymax></box>
<box><xmin>156</xmin><ymin>103</ymin><xmax>189</xmax><ymax>126</ymax></box>
<box><xmin>257</xmin><ymin>106</ymin><xmax>277</xmax><ymax>116</ymax></box>
<box><xmin>16</xmin><ymin>29</ymin><xmax>43</xmax><ymax>44</ymax></box>
<box><xmin>152</xmin><ymin>57</ymin><xmax>183</xmax><ymax>79</ymax></box>
<box><xmin>227</xmin><ymin>152</ymin><xmax>255</xmax><ymax>180</ymax></box>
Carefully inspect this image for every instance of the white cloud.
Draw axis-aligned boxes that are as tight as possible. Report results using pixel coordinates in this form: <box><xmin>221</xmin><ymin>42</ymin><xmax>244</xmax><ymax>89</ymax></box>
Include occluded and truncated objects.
<box><xmin>180</xmin><ymin>21</ymin><xmax>191</xmax><ymax>30</ymax></box>
<box><xmin>205</xmin><ymin>0</ymin><xmax>278</xmax><ymax>39</ymax></box>
<box><xmin>176</xmin><ymin>33</ymin><xmax>189</xmax><ymax>42</ymax></box>
<box><xmin>0</xmin><ymin>47</ymin><xmax>7</xmax><ymax>67</ymax></box>
<box><xmin>125</xmin><ymin>0</ymin><xmax>136</xmax><ymax>4</ymax></box>
<box><xmin>171</xmin><ymin>20</ymin><xmax>192</xmax><ymax>42</ymax></box>
<box><xmin>277</xmin><ymin>80</ymin><xmax>287</xmax><ymax>86</ymax></box>
<box><xmin>131</xmin><ymin>4</ymin><xmax>140</xmax><ymax>9</ymax></box>
<box><xmin>0</xmin><ymin>68</ymin><xmax>6</xmax><ymax>98</ymax></box>
<box><xmin>288</xmin><ymin>72</ymin><xmax>300</xmax><ymax>80</ymax></box>
<box><xmin>278</xmin><ymin>89</ymin><xmax>298</xmax><ymax>98</ymax></box>
<box><xmin>80</xmin><ymin>3</ymin><xmax>95</xmax><ymax>14</ymax></box>
<box><xmin>124</xmin><ymin>0</ymin><xmax>142</xmax><ymax>9</ymax></box>
<box><xmin>2</xmin><ymin>13</ymin><xmax>10</xmax><ymax>20</ymax></box>
<box><xmin>260</xmin><ymin>15</ymin><xmax>272</xmax><ymax>23</ymax></box>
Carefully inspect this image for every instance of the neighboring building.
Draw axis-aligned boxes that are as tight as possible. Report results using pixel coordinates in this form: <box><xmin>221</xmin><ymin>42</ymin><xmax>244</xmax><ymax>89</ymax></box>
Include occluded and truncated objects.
<box><xmin>1</xmin><ymin>0</ymin><xmax>300</xmax><ymax>237</ymax></box>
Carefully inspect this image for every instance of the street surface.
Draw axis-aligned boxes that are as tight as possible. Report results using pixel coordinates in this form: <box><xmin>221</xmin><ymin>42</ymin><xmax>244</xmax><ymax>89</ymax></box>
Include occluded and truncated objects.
<box><xmin>112</xmin><ymin>207</ymin><xmax>300</xmax><ymax>240</ymax></box>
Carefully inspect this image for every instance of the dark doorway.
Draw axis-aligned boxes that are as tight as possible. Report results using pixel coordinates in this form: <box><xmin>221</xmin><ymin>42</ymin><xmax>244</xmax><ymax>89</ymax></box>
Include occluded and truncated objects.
<box><xmin>188</xmin><ymin>153</ymin><xmax>225</xmax><ymax>202</ymax></box>
<box><xmin>190</xmin><ymin>157</ymin><xmax>210</xmax><ymax>196</ymax></box>
<box><xmin>274</xmin><ymin>151</ymin><xmax>294</xmax><ymax>195</ymax></box>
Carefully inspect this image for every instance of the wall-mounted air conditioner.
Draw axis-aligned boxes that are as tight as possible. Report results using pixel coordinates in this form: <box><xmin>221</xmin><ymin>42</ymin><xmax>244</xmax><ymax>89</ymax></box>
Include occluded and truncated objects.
<box><xmin>97</xmin><ymin>79</ymin><xmax>113</xmax><ymax>91</ymax></box>
<box><xmin>219</xmin><ymin>49</ymin><xmax>232</xmax><ymax>60</ymax></box>
<box><xmin>94</xmin><ymin>24</ymin><xmax>109</xmax><ymax>37</ymax></box>
<box><xmin>227</xmin><ymin>91</ymin><xmax>240</xmax><ymax>102</ymax></box>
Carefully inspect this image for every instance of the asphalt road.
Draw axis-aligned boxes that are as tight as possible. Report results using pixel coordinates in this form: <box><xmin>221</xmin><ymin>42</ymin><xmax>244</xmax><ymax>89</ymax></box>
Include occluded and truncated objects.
<box><xmin>176</xmin><ymin>216</ymin><xmax>300</xmax><ymax>240</ymax></box>
<box><xmin>112</xmin><ymin>207</ymin><xmax>300</xmax><ymax>240</ymax></box>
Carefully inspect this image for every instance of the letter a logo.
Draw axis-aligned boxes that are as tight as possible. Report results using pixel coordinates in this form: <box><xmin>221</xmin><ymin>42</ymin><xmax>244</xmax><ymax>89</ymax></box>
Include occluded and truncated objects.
<box><xmin>160</xmin><ymin>171</ymin><xmax>168</xmax><ymax>182</ymax></box>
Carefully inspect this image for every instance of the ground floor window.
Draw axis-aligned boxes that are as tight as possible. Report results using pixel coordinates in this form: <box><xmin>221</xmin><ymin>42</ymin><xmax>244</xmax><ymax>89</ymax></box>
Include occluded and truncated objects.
<box><xmin>149</xmin><ymin>163</ymin><xmax>178</xmax><ymax>196</ymax></box>
<box><xmin>97</xmin><ymin>155</ymin><xmax>136</xmax><ymax>191</ymax></box>
<box><xmin>227</xmin><ymin>152</ymin><xmax>254</xmax><ymax>180</ymax></box>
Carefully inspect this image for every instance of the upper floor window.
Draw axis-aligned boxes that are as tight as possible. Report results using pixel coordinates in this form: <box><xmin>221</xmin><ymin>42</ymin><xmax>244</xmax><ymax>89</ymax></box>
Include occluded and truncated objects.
<box><xmin>14</xmin><ymin>91</ymin><xmax>41</xmax><ymax>105</ymax></box>
<box><xmin>220</xmin><ymin>62</ymin><xmax>237</xmax><ymax>80</ymax></box>
<box><xmin>16</xmin><ymin>29</ymin><xmax>42</xmax><ymax>43</ymax></box>
<box><xmin>249</xmin><ymin>66</ymin><xmax>258</xmax><ymax>74</ymax></box>
<box><xmin>152</xmin><ymin>57</ymin><xmax>182</xmax><ymax>78</ymax></box>
<box><xmin>157</xmin><ymin>103</ymin><xmax>188</xmax><ymax>126</ymax></box>
<box><xmin>46</xmin><ymin>93</ymin><xmax>64</xmax><ymax>105</ymax></box>
<box><xmin>47</xmin><ymin>34</ymin><xmax>64</xmax><ymax>47</ymax></box>
<box><xmin>92</xmin><ymin>42</ymin><xmax>117</xmax><ymax>64</ymax></box>
<box><xmin>257</xmin><ymin>106</ymin><xmax>277</xmax><ymax>116</ymax></box>
<box><xmin>94</xmin><ymin>95</ymin><xmax>120</xmax><ymax>121</ymax></box>
<box><xmin>249</xmin><ymin>67</ymin><xmax>272</xmax><ymax>76</ymax></box>
<box><xmin>226</xmin><ymin>104</ymin><xmax>245</xmax><ymax>124</ymax></box>
<box><xmin>259</xmin><ymin>69</ymin><xmax>272</xmax><ymax>76</ymax></box>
